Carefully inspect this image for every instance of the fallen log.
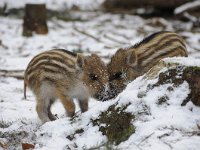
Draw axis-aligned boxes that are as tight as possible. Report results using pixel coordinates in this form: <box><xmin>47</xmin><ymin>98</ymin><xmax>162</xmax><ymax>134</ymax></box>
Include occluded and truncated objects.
<box><xmin>0</xmin><ymin>69</ymin><xmax>24</xmax><ymax>79</ymax></box>
<box><xmin>103</xmin><ymin>0</ymin><xmax>192</xmax><ymax>10</ymax></box>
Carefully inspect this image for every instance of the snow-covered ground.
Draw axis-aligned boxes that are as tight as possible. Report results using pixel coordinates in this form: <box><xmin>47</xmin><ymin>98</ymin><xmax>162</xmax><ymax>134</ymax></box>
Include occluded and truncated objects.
<box><xmin>1</xmin><ymin>0</ymin><xmax>200</xmax><ymax>149</ymax></box>
<box><xmin>1</xmin><ymin>57</ymin><xmax>200</xmax><ymax>150</ymax></box>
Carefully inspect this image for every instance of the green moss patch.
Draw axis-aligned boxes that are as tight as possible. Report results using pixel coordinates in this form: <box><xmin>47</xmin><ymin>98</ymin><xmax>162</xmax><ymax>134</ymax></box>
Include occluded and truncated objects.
<box><xmin>92</xmin><ymin>103</ymin><xmax>135</xmax><ymax>145</ymax></box>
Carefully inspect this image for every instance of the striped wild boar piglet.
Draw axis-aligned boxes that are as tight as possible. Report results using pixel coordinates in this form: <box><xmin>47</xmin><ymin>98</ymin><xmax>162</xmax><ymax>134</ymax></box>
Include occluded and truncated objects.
<box><xmin>107</xmin><ymin>31</ymin><xmax>188</xmax><ymax>99</ymax></box>
<box><xmin>24</xmin><ymin>49</ymin><xmax>109</xmax><ymax>123</ymax></box>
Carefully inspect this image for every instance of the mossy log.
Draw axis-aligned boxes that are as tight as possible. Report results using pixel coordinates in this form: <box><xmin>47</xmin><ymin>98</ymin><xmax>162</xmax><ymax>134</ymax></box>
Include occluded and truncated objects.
<box><xmin>147</xmin><ymin>61</ymin><xmax>200</xmax><ymax>106</ymax></box>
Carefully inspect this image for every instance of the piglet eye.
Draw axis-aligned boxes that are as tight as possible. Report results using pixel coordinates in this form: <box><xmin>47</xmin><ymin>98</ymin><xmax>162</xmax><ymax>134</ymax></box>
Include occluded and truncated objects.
<box><xmin>89</xmin><ymin>73</ymin><xmax>98</xmax><ymax>81</ymax></box>
<box><xmin>110</xmin><ymin>72</ymin><xmax>122</xmax><ymax>80</ymax></box>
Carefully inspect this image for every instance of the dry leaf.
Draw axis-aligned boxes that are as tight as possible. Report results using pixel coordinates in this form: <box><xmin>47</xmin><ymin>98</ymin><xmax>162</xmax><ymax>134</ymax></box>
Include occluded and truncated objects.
<box><xmin>22</xmin><ymin>143</ymin><xmax>35</xmax><ymax>150</ymax></box>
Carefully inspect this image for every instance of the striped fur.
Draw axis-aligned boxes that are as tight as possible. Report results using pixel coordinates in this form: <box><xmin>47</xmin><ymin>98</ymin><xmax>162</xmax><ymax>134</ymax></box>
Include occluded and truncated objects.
<box><xmin>24</xmin><ymin>49</ymin><xmax>109</xmax><ymax>123</ymax></box>
<box><xmin>107</xmin><ymin>31</ymin><xmax>188</xmax><ymax>99</ymax></box>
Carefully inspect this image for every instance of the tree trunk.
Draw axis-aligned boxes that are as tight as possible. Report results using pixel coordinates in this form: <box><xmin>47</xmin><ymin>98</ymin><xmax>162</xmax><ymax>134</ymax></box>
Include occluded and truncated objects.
<box><xmin>22</xmin><ymin>4</ymin><xmax>48</xmax><ymax>37</ymax></box>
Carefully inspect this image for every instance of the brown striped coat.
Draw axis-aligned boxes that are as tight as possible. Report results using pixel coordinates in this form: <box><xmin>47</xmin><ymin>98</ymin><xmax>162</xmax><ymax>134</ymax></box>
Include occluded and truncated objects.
<box><xmin>107</xmin><ymin>31</ymin><xmax>188</xmax><ymax>99</ymax></box>
<box><xmin>24</xmin><ymin>49</ymin><xmax>109</xmax><ymax>123</ymax></box>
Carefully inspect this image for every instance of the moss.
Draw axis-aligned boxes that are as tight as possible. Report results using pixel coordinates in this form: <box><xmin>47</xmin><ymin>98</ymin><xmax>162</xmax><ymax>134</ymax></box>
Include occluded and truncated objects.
<box><xmin>92</xmin><ymin>103</ymin><xmax>135</xmax><ymax>145</ymax></box>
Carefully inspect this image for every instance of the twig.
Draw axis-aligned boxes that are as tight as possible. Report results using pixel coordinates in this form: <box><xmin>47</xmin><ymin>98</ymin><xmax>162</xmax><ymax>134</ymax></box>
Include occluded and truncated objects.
<box><xmin>183</xmin><ymin>131</ymin><xmax>200</xmax><ymax>137</ymax></box>
<box><xmin>162</xmin><ymin>141</ymin><xmax>173</xmax><ymax>149</ymax></box>
<box><xmin>0</xmin><ymin>69</ymin><xmax>24</xmax><ymax>79</ymax></box>
<box><xmin>109</xmin><ymin>31</ymin><xmax>131</xmax><ymax>41</ymax></box>
<box><xmin>182</xmin><ymin>12</ymin><xmax>198</xmax><ymax>23</ymax></box>
<box><xmin>158</xmin><ymin>133</ymin><xmax>170</xmax><ymax>139</ymax></box>
<box><xmin>103</xmin><ymin>34</ymin><xmax>129</xmax><ymax>45</ymax></box>
<box><xmin>51</xmin><ymin>19</ymin><xmax>66</xmax><ymax>28</ymax></box>
<box><xmin>103</xmin><ymin>45</ymin><xmax>119</xmax><ymax>49</ymax></box>
<box><xmin>73</xmin><ymin>26</ymin><xmax>102</xmax><ymax>43</ymax></box>
<box><xmin>0</xmin><ymin>40</ymin><xmax>9</xmax><ymax>49</ymax></box>
<box><xmin>138</xmin><ymin>132</ymin><xmax>155</xmax><ymax>145</ymax></box>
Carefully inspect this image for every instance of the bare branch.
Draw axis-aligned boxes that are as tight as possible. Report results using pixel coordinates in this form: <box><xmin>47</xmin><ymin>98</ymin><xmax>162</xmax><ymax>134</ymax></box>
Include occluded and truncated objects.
<box><xmin>103</xmin><ymin>34</ymin><xmax>129</xmax><ymax>45</ymax></box>
<box><xmin>138</xmin><ymin>132</ymin><xmax>155</xmax><ymax>145</ymax></box>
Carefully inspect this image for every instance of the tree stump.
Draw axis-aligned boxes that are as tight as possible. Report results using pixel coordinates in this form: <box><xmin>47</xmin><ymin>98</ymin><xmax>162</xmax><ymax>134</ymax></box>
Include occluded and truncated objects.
<box><xmin>22</xmin><ymin>4</ymin><xmax>48</xmax><ymax>37</ymax></box>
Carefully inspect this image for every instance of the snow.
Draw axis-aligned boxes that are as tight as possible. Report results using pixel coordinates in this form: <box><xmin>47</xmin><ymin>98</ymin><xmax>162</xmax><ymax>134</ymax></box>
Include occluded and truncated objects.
<box><xmin>164</xmin><ymin>57</ymin><xmax>200</xmax><ymax>67</ymax></box>
<box><xmin>1</xmin><ymin>0</ymin><xmax>200</xmax><ymax>149</ymax></box>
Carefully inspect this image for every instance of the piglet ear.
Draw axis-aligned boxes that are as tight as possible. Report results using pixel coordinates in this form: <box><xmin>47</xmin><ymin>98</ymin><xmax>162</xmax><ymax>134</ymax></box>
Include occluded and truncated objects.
<box><xmin>125</xmin><ymin>50</ymin><xmax>138</xmax><ymax>67</ymax></box>
<box><xmin>76</xmin><ymin>53</ymin><xmax>86</xmax><ymax>70</ymax></box>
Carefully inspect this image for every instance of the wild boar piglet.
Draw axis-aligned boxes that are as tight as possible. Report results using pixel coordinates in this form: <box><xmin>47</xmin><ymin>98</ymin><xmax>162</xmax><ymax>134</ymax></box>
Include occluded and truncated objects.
<box><xmin>107</xmin><ymin>31</ymin><xmax>188</xmax><ymax>99</ymax></box>
<box><xmin>24</xmin><ymin>49</ymin><xmax>109</xmax><ymax>123</ymax></box>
